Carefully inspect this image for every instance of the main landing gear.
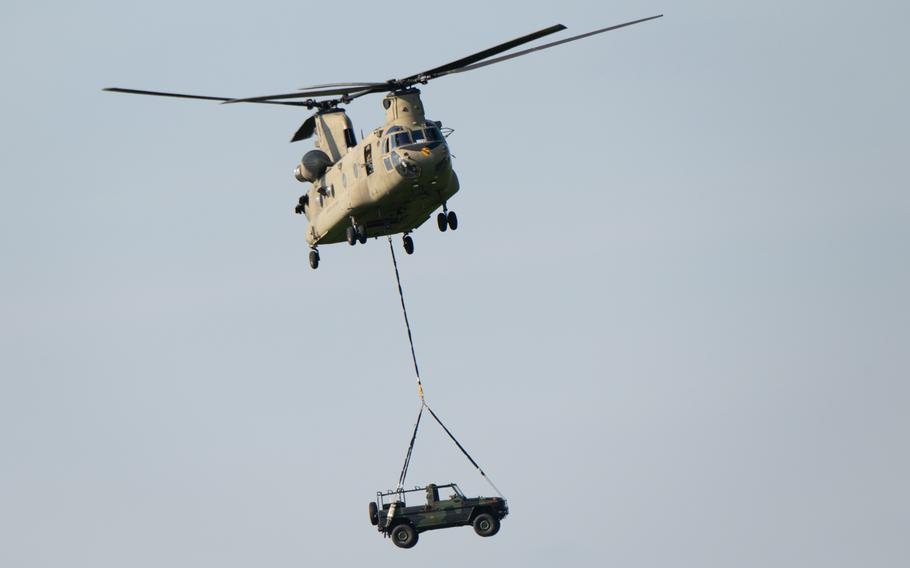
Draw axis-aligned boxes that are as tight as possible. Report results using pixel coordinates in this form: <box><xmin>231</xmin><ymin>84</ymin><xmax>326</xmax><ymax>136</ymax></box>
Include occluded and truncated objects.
<box><xmin>308</xmin><ymin>248</ymin><xmax>320</xmax><ymax>270</ymax></box>
<box><xmin>437</xmin><ymin>205</ymin><xmax>458</xmax><ymax>232</ymax></box>
<box><xmin>346</xmin><ymin>223</ymin><xmax>368</xmax><ymax>246</ymax></box>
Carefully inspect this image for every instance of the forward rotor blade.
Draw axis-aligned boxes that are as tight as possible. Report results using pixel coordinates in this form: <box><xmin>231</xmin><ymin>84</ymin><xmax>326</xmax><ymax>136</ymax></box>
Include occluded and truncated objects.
<box><xmin>224</xmin><ymin>83</ymin><xmax>387</xmax><ymax>104</ymax></box>
<box><xmin>103</xmin><ymin>87</ymin><xmax>311</xmax><ymax>106</ymax></box>
<box><xmin>344</xmin><ymin>86</ymin><xmax>391</xmax><ymax>102</ymax></box>
<box><xmin>403</xmin><ymin>23</ymin><xmax>567</xmax><ymax>82</ymax></box>
<box><xmin>438</xmin><ymin>15</ymin><xmax>663</xmax><ymax>78</ymax></box>
<box><xmin>290</xmin><ymin>114</ymin><xmax>317</xmax><ymax>143</ymax></box>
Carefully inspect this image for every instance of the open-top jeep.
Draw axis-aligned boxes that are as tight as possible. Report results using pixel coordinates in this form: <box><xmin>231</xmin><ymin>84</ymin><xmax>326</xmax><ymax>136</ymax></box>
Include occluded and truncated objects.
<box><xmin>368</xmin><ymin>483</ymin><xmax>508</xmax><ymax>548</ymax></box>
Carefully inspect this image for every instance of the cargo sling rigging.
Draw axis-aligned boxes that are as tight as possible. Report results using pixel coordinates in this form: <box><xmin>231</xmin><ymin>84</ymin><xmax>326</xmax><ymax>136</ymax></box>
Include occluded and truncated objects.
<box><xmin>387</xmin><ymin>236</ymin><xmax>503</xmax><ymax>498</ymax></box>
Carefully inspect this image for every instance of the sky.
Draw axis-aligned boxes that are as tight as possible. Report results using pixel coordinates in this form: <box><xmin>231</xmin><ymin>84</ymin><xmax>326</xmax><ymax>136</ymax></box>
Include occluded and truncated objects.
<box><xmin>1</xmin><ymin>1</ymin><xmax>908</xmax><ymax>567</ymax></box>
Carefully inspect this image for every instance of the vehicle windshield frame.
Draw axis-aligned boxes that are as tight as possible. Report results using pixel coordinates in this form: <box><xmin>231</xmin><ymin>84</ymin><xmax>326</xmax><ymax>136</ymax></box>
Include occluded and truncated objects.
<box><xmin>377</xmin><ymin>483</ymin><xmax>461</xmax><ymax>506</ymax></box>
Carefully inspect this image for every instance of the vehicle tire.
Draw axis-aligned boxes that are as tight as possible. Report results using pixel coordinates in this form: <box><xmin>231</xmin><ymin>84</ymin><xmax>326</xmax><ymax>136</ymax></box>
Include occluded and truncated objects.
<box><xmin>391</xmin><ymin>524</ymin><xmax>418</xmax><ymax>549</ymax></box>
<box><xmin>368</xmin><ymin>502</ymin><xmax>379</xmax><ymax>526</ymax></box>
<box><xmin>473</xmin><ymin>513</ymin><xmax>499</xmax><ymax>537</ymax></box>
<box><xmin>357</xmin><ymin>225</ymin><xmax>367</xmax><ymax>244</ymax></box>
<box><xmin>345</xmin><ymin>226</ymin><xmax>357</xmax><ymax>246</ymax></box>
<box><xmin>308</xmin><ymin>250</ymin><xmax>319</xmax><ymax>270</ymax></box>
<box><xmin>447</xmin><ymin>210</ymin><xmax>458</xmax><ymax>231</ymax></box>
<box><xmin>403</xmin><ymin>235</ymin><xmax>414</xmax><ymax>255</ymax></box>
<box><xmin>437</xmin><ymin>212</ymin><xmax>448</xmax><ymax>232</ymax></box>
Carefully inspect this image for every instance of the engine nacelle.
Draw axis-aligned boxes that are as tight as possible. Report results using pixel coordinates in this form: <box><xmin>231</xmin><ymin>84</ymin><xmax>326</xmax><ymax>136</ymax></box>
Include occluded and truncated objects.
<box><xmin>294</xmin><ymin>150</ymin><xmax>333</xmax><ymax>182</ymax></box>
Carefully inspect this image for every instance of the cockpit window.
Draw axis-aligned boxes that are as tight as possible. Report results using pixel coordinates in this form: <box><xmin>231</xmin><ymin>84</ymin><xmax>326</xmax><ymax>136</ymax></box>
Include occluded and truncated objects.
<box><xmin>412</xmin><ymin>129</ymin><xmax>426</xmax><ymax>142</ymax></box>
<box><xmin>392</xmin><ymin>131</ymin><xmax>412</xmax><ymax>148</ymax></box>
<box><xmin>386</xmin><ymin>126</ymin><xmax>403</xmax><ymax>135</ymax></box>
<box><xmin>383</xmin><ymin>137</ymin><xmax>390</xmax><ymax>154</ymax></box>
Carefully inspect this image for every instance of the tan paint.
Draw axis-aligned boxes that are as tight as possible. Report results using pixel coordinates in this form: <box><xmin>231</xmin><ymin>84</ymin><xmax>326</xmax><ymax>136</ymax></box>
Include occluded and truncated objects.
<box><xmin>300</xmin><ymin>89</ymin><xmax>459</xmax><ymax>246</ymax></box>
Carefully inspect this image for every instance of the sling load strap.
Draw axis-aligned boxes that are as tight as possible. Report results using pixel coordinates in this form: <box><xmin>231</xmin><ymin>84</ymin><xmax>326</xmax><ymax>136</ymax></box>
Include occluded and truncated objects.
<box><xmin>387</xmin><ymin>236</ymin><xmax>424</xmax><ymax>400</ymax></box>
<box><xmin>424</xmin><ymin>402</ymin><xmax>505</xmax><ymax>499</ymax></box>
<box><xmin>396</xmin><ymin>402</ymin><xmax>424</xmax><ymax>492</ymax></box>
<box><xmin>387</xmin><ymin>236</ymin><xmax>504</xmax><ymax>498</ymax></box>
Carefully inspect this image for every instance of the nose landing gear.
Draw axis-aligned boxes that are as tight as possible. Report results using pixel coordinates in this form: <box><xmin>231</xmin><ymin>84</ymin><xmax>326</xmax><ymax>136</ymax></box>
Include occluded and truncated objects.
<box><xmin>308</xmin><ymin>248</ymin><xmax>320</xmax><ymax>270</ymax></box>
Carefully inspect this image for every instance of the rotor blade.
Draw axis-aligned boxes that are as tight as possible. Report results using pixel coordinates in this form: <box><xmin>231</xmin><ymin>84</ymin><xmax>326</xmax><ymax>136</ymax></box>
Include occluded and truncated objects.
<box><xmin>224</xmin><ymin>83</ymin><xmax>387</xmax><ymax>104</ymax></box>
<box><xmin>299</xmin><ymin>82</ymin><xmax>383</xmax><ymax>89</ymax></box>
<box><xmin>344</xmin><ymin>86</ymin><xmax>390</xmax><ymax>102</ymax></box>
<box><xmin>439</xmin><ymin>15</ymin><xmax>663</xmax><ymax>77</ymax></box>
<box><xmin>103</xmin><ymin>87</ymin><xmax>311</xmax><ymax>106</ymax></box>
<box><xmin>402</xmin><ymin>23</ymin><xmax>567</xmax><ymax>82</ymax></box>
<box><xmin>290</xmin><ymin>114</ymin><xmax>317</xmax><ymax>143</ymax></box>
<box><xmin>103</xmin><ymin>87</ymin><xmax>235</xmax><ymax>101</ymax></box>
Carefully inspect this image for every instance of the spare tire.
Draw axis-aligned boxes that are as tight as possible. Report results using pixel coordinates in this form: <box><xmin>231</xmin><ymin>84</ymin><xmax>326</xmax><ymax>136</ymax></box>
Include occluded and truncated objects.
<box><xmin>368</xmin><ymin>502</ymin><xmax>379</xmax><ymax>526</ymax></box>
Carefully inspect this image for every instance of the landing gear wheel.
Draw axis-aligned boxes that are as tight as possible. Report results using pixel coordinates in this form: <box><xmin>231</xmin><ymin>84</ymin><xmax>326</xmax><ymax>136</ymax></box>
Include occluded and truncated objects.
<box><xmin>368</xmin><ymin>502</ymin><xmax>379</xmax><ymax>526</ymax></box>
<box><xmin>391</xmin><ymin>524</ymin><xmax>418</xmax><ymax>549</ymax></box>
<box><xmin>437</xmin><ymin>212</ymin><xmax>448</xmax><ymax>232</ymax></box>
<box><xmin>308</xmin><ymin>250</ymin><xmax>320</xmax><ymax>270</ymax></box>
<box><xmin>345</xmin><ymin>226</ymin><xmax>357</xmax><ymax>246</ymax></box>
<box><xmin>446</xmin><ymin>210</ymin><xmax>458</xmax><ymax>231</ymax></box>
<box><xmin>473</xmin><ymin>513</ymin><xmax>500</xmax><ymax>537</ymax></box>
<box><xmin>402</xmin><ymin>235</ymin><xmax>414</xmax><ymax>255</ymax></box>
<box><xmin>357</xmin><ymin>225</ymin><xmax>367</xmax><ymax>244</ymax></box>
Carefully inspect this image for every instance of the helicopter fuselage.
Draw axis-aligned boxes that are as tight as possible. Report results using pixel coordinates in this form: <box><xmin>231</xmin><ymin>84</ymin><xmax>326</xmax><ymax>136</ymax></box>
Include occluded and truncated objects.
<box><xmin>298</xmin><ymin>89</ymin><xmax>459</xmax><ymax>246</ymax></box>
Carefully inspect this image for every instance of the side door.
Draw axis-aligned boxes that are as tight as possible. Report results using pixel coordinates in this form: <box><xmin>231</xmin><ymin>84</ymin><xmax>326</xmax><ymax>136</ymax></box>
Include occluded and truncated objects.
<box><xmin>438</xmin><ymin>490</ymin><xmax>472</xmax><ymax>525</ymax></box>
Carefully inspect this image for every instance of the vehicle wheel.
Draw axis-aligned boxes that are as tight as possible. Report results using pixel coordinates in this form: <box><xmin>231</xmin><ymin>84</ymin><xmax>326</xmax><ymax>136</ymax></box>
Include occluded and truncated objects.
<box><xmin>473</xmin><ymin>513</ymin><xmax>499</xmax><ymax>537</ymax></box>
<box><xmin>345</xmin><ymin>226</ymin><xmax>357</xmax><ymax>246</ymax></box>
<box><xmin>437</xmin><ymin>212</ymin><xmax>448</xmax><ymax>232</ymax></box>
<box><xmin>308</xmin><ymin>250</ymin><xmax>319</xmax><ymax>270</ymax></box>
<box><xmin>403</xmin><ymin>235</ymin><xmax>414</xmax><ymax>255</ymax></box>
<box><xmin>391</xmin><ymin>524</ymin><xmax>418</xmax><ymax>548</ymax></box>
<box><xmin>357</xmin><ymin>225</ymin><xmax>367</xmax><ymax>244</ymax></box>
<box><xmin>447</xmin><ymin>210</ymin><xmax>458</xmax><ymax>231</ymax></box>
<box><xmin>368</xmin><ymin>502</ymin><xmax>379</xmax><ymax>526</ymax></box>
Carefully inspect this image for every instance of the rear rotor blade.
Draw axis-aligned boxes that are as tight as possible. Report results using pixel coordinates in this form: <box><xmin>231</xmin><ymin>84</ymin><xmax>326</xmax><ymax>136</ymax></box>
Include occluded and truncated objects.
<box><xmin>103</xmin><ymin>87</ymin><xmax>233</xmax><ymax>101</ymax></box>
<box><xmin>439</xmin><ymin>15</ymin><xmax>663</xmax><ymax>77</ymax></box>
<box><xmin>224</xmin><ymin>83</ymin><xmax>388</xmax><ymax>104</ymax></box>
<box><xmin>290</xmin><ymin>114</ymin><xmax>317</xmax><ymax>142</ymax></box>
<box><xmin>103</xmin><ymin>87</ymin><xmax>311</xmax><ymax>106</ymax></box>
<box><xmin>402</xmin><ymin>23</ymin><xmax>566</xmax><ymax>82</ymax></box>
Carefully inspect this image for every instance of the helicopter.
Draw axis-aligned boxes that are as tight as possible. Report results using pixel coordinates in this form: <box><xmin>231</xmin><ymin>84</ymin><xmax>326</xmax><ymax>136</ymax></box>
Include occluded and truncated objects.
<box><xmin>105</xmin><ymin>15</ymin><xmax>663</xmax><ymax>269</ymax></box>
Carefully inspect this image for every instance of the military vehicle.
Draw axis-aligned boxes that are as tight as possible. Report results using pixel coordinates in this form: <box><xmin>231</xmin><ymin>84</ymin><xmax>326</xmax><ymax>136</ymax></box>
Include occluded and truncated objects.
<box><xmin>369</xmin><ymin>483</ymin><xmax>508</xmax><ymax>548</ymax></box>
<box><xmin>103</xmin><ymin>15</ymin><xmax>662</xmax><ymax>269</ymax></box>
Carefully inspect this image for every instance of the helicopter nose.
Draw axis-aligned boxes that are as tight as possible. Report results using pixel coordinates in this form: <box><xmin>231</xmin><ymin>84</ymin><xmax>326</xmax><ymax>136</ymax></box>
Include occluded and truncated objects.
<box><xmin>400</xmin><ymin>142</ymin><xmax>448</xmax><ymax>171</ymax></box>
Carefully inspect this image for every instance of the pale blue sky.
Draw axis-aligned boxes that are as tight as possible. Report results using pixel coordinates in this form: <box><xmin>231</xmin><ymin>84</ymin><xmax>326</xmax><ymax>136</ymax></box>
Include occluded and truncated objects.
<box><xmin>1</xmin><ymin>1</ymin><xmax>908</xmax><ymax>567</ymax></box>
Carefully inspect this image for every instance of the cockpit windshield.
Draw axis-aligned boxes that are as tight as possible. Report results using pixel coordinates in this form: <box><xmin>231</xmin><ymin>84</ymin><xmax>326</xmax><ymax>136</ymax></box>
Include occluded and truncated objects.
<box><xmin>383</xmin><ymin>124</ymin><xmax>446</xmax><ymax>153</ymax></box>
<box><xmin>391</xmin><ymin>131</ymin><xmax>412</xmax><ymax>148</ymax></box>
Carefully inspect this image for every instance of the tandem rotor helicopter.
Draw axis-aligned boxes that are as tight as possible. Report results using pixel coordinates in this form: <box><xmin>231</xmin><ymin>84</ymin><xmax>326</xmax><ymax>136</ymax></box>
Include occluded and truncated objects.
<box><xmin>105</xmin><ymin>15</ymin><xmax>662</xmax><ymax>269</ymax></box>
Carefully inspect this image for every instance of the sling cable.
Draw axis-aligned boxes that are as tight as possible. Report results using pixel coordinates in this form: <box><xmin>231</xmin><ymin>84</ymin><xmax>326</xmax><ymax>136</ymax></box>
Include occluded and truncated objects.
<box><xmin>386</xmin><ymin>236</ymin><xmax>504</xmax><ymax>499</ymax></box>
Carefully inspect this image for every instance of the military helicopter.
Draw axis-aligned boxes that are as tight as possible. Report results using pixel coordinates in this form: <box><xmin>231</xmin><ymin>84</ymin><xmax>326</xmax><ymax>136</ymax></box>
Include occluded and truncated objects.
<box><xmin>105</xmin><ymin>15</ymin><xmax>662</xmax><ymax>269</ymax></box>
